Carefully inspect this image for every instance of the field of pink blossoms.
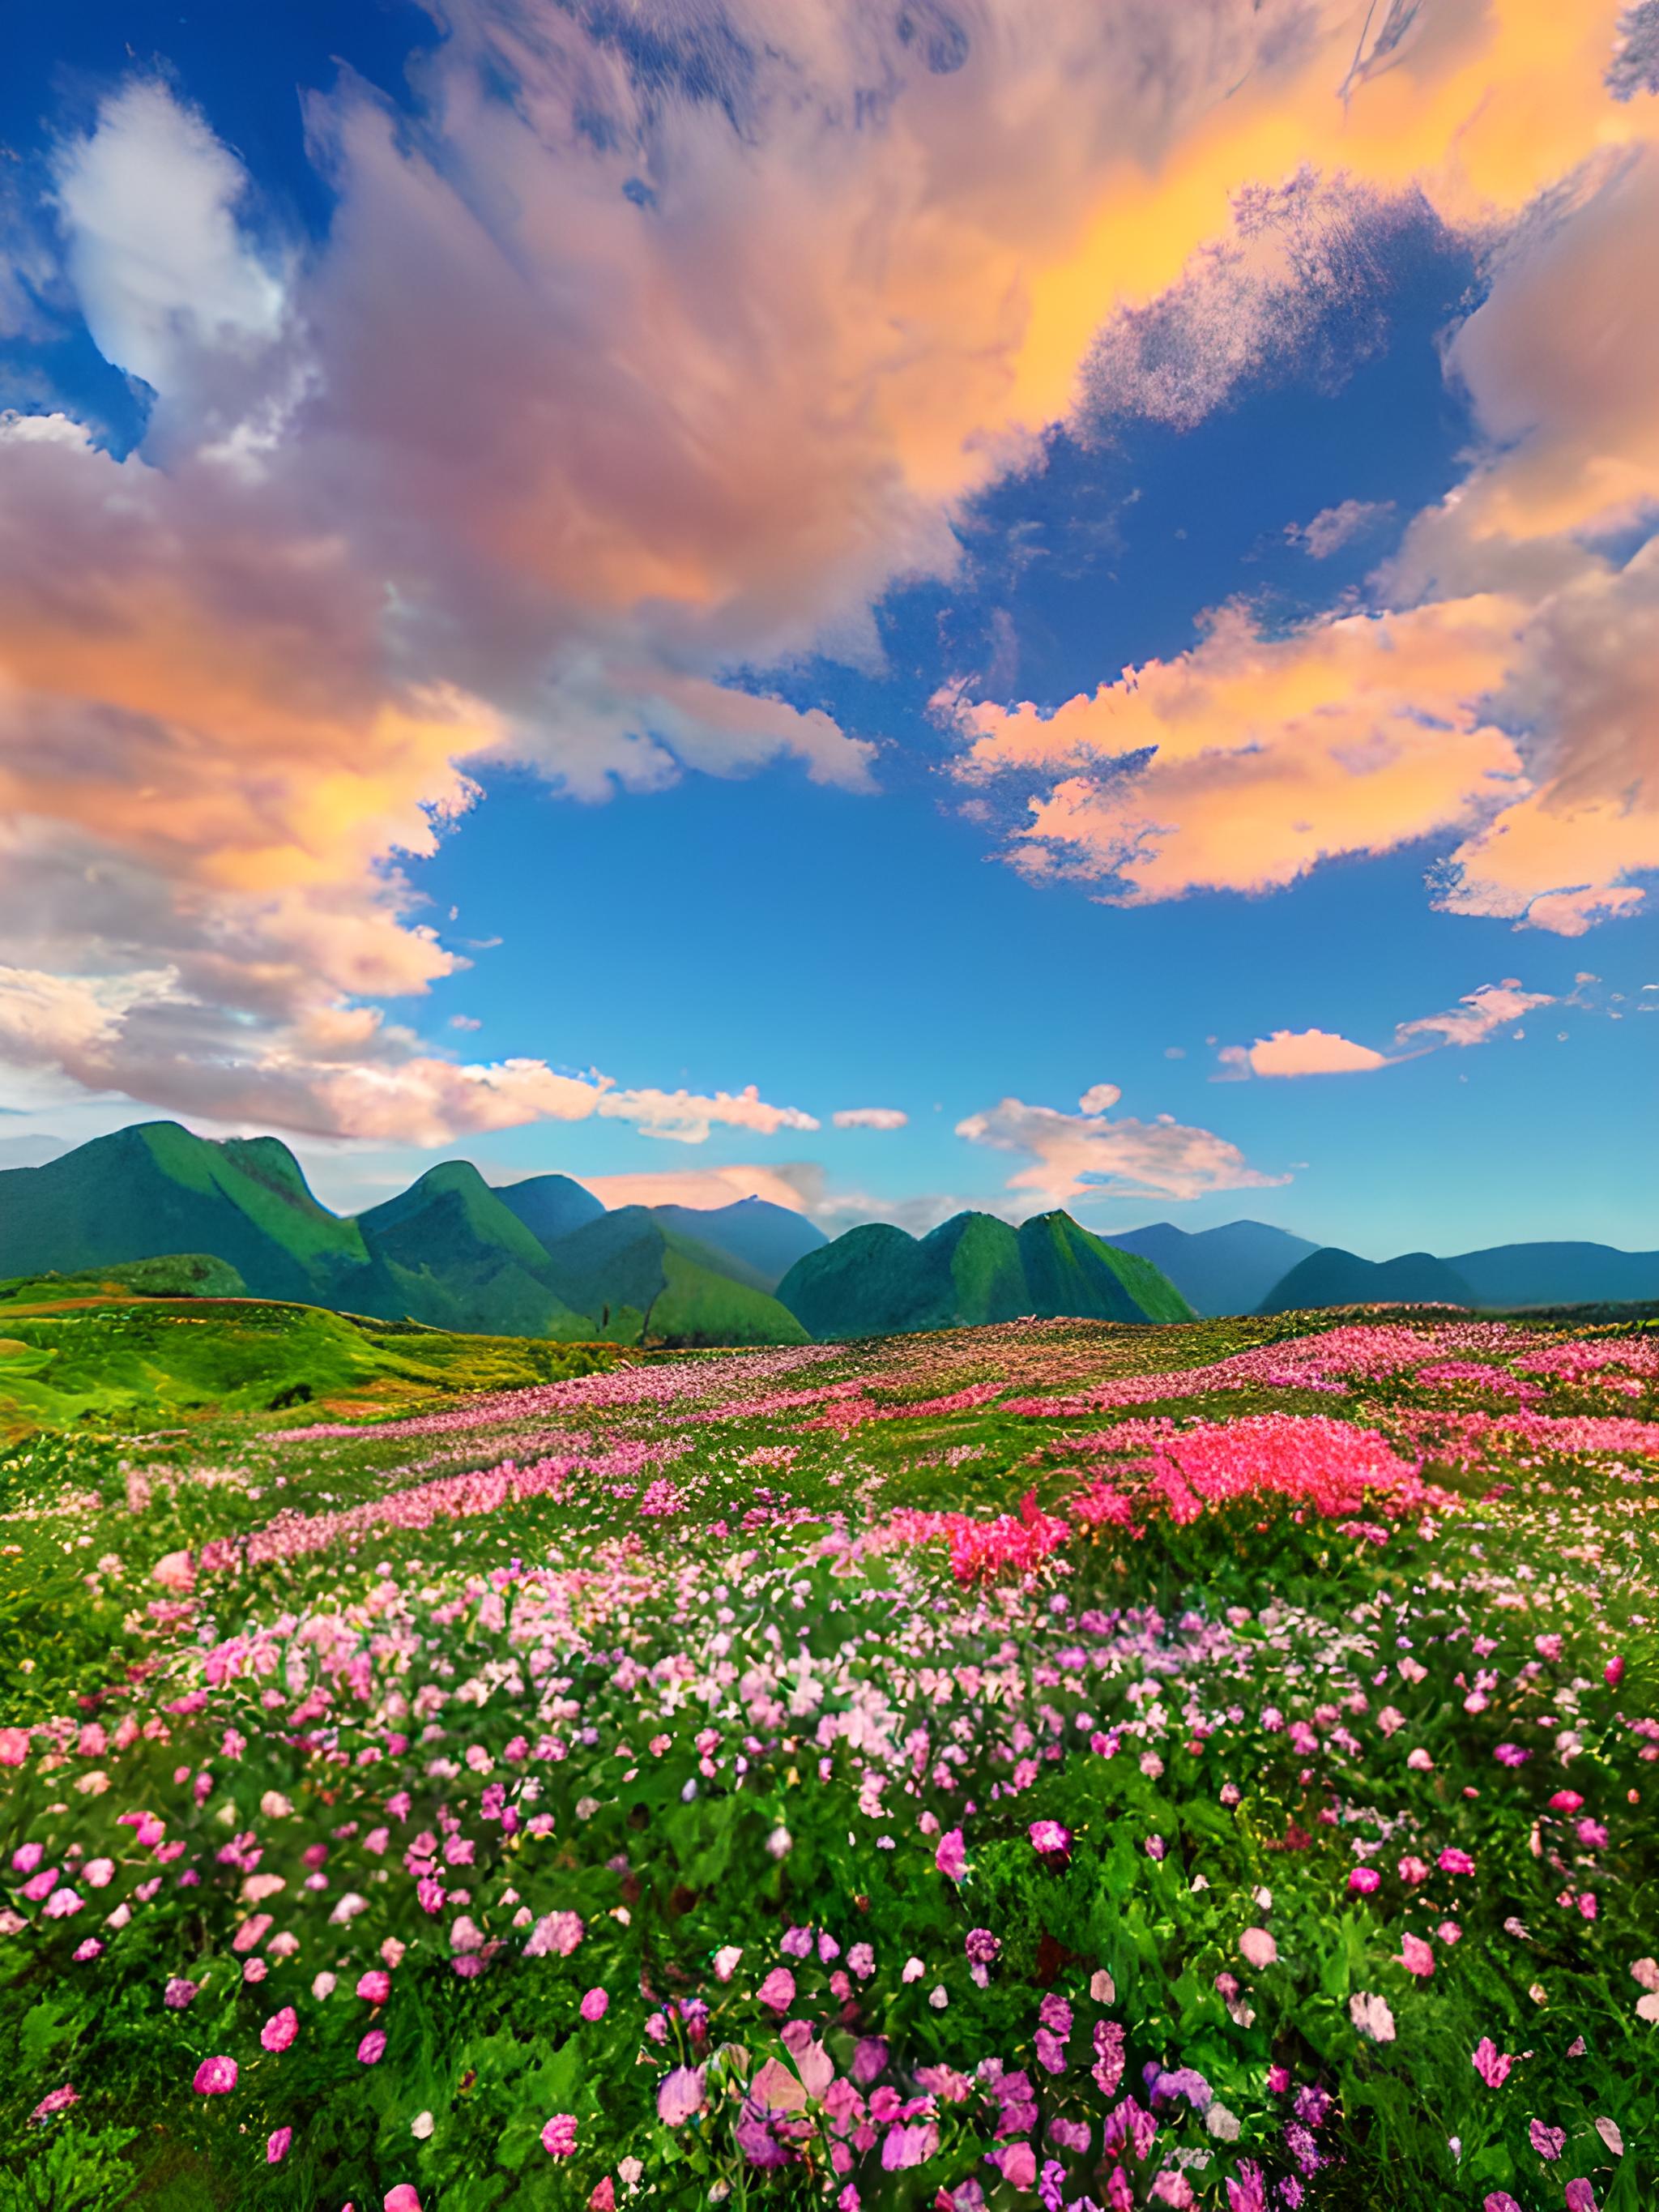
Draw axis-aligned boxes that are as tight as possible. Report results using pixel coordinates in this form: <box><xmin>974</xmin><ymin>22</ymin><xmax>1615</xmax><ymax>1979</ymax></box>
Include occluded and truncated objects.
<box><xmin>2</xmin><ymin>1307</ymin><xmax>1657</xmax><ymax>2212</ymax></box>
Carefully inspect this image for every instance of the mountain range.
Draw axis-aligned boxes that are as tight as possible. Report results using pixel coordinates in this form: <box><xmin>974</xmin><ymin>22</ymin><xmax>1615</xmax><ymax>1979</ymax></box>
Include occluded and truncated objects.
<box><xmin>3</xmin><ymin>1121</ymin><xmax>1653</xmax><ymax>1339</ymax></box>
<box><xmin>777</xmin><ymin>1209</ymin><xmax>1193</xmax><ymax>1336</ymax></box>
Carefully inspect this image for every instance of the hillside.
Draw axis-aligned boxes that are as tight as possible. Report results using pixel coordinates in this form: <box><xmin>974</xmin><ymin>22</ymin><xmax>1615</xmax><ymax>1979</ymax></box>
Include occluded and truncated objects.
<box><xmin>496</xmin><ymin>1172</ymin><xmax>608</xmax><ymax>1247</ymax></box>
<box><xmin>352</xmin><ymin>1162</ymin><xmax>595</xmax><ymax>1339</ymax></box>
<box><xmin>1107</xmin><ymin>1219</ymin><xmax>1320</xmax><ymax>1317</ymax></box>
<box><xmin>537</xmin><ymin>1208</ymin><xmax>808</xmax><ymax>1346</ymax></box>
<box><xmin>0</xmin><ymin>1279</ymin><xmax>613</xmax><ymax>1437</ymax></box>
<box><xmin>0</xmin><ymin>1122</ymin><xmax>368</xmax><ymax>1304</ymax></box>
<box><xmin>647</xmin><ymin>1196</ymin><xmax>826</xmax><ymax>1289</ymax></box>
<box><xmin>776</xmin><ymin>1207</ymin><xmax>1193</xmax><ymax>1338</ymax></box>
<box><xmin>1257</xmin><ymin>1246</ymin><xmax>1477</xmax><ymax>1315</ymax></box>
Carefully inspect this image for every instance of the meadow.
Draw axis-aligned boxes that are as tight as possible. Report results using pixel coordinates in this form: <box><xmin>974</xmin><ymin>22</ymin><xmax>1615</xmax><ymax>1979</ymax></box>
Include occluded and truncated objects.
<box><xmin>2</xmin><ymin>1307</ymin><xmax>1656</xmax><ymax>2212</ymax></box>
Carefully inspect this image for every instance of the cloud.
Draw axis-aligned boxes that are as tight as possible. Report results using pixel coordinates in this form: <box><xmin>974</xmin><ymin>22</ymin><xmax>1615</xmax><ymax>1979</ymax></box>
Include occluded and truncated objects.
<box><xmin>1237</xmin><ymin>1027</ymin><xmax>1392</xmax><ymax>1076</ymax></box>
<box><xmin>1287</xmin><ymin>498</ymin><xmax>1395</xmax><ymax>558</ymax></box>
<box><xmin>943</xmin><ymin>596</ymin><xmax>1524</xmax><ymax>904</ymax></box>
<box><xmin>955</xmin><ymin>1089</ymin><xmax>1287</xmax><ymax>1204</ymax></box>
<box><xmin>1393</xmin><ymin>980</ymin><xmax>1556</xmax><ymax>1050</ymax></box>
<box><xmin>568</xmin><ymin>1162</ymin><xmax>826</xmax><ymax>1214</ymax></box>
<box><xmin>596</xmin><ymin>1085</ymin><xmax>820</xmax><ymax>1146</ymax></box>
<box><xmin>832</xmin><ymin>1108</ymin><xmax>909</xmax><ymax>1130</ymax></box>
<box><xmin>11</xmin><ymin>0</ymin><xmax>1659</xmax><ymax>1142</ymax></box>
<box><xmin>1077</xmin><ymin>1083</ymin><xmax>1122</xmax><ymax>1114</ymax></box>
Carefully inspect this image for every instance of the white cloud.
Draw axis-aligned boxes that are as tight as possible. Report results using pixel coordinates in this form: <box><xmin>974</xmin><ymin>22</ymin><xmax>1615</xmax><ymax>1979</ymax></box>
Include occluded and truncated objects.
<box><xmin>956</xmin><ymin>1090</ymin><xmax>1286</xmax><ymax>1204</ymax></box>
<box><xmin>1286</xmin><ymin>497</ymin><xmax>1394</xmax><ymax>558</ymax></box>
<box><xmin>1393</xmin><ymin>980</ymin><xmax>1555</xmax><ymax>1050</ymax></box>
<box><xmin>832</xmin><ymin>1107</ymin><xmax>908</xmax><ymax>1130</ymax></box>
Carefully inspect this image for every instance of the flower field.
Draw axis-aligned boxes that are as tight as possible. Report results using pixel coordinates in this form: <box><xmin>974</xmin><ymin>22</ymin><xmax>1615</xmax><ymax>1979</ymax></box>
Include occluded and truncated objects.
<box><xmin>2</xmin><ymin>1309</ymin><xmax>1657</xmax><ymax>2212</ymax></box>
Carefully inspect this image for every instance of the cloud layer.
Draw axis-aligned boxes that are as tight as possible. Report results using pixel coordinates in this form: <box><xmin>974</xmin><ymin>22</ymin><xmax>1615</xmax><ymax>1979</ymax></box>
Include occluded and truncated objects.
<box><xmin>957</xmin><ymin>1086</ymin><xmax>1287</xmax><ymax>1204</ymax></box>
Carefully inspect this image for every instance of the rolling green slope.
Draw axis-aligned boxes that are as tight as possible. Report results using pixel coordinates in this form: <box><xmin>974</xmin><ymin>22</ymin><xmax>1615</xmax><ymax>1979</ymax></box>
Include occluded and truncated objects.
<box><xmin>0</xmin><ymin>1122</ymin><xmax>368</xmax><ymax>1303</ymax></box>
<box><xmin>352</xmin><ymin>1163</ymin><xmax>595</xmax><ymax>1338</ymax></box>
<box><xmin>777</xmin><ymin>1208</ymin><xmax>1193</xmax><ymax>1339</ymax></box>
<box><xmin>537</xmin><ymin>1208</ymin><xmax>807</xmax><ymax>1345</ymax></box>
<box><xmin>1258</xmin><ymin>1247</ymin><xmax>1476</xmax><ymax>1314</ymax></box>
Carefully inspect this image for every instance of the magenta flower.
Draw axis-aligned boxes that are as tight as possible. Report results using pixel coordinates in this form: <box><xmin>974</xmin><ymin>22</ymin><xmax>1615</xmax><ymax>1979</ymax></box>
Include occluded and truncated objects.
<box><xmin>1471</xmin><ymin>2039</ymin><xmax>1512</xmax><ymax>2087</ymax></box>
<box><xmin>385</xmin><ymin>2189</ymin><xmax>423</xmax><ymax>2212</ymax></box>
<box><xmin>1028</xmin><ymin>1819</ymin><xmax>1072</xmax><ymax>1861</ymax></box>
<box><xmin>356</xmin><ymin>1969</ymin><xmax>392</xmax><ymax>2004</ymax></box>
<box><xmin>1482</xmin><ymin>2197</ymin><xmax>1523</xmax><ymax>2212</ymax></box>
<box><xmin>757</xmin><ymin>1966</ymin><xmax>795</xmax><ymax>2014</ymax></box>
<box><xmin>935</xmin><ymin>1828</ymin><xmax>967</xmax><ymax>1881</ymax></box>
<box><xmin>1349</xmin><ymin>1867</ymin><xmax>1381</xmax><ymax>1895</ymax></box>
<box><xmin>580</xmin><ymin>1987</ymin><xmax>609</xmax><ymax>2021</ymax></box>
<box><xmin>1494</xmin><ymin>1744</ymin><xmax>1531</xmax><ymax>1766</ymax></box>
<box><xmin>358</xmin><ymin>2030</ymin><xmax>387</xmax><ymax>2065</ymax></box>
<box><xmin>261</xmin><ymin>2005</ymin><xmax>298</xmax><ymax>2053</ymax></box>
<box><xmin>657</xmin><ymin>2065</ymin><xmax>707</xmax><ymax>2126</ymax></box>
<box><xmin>542</xmin><ymin>2114</ymin><xmax>578</xmax><ymax>2158</ymax></box>
<box><xmin>164</xmin><ymin>1978</ymin><xmax>199</xmax><ymax>2009</ymax></box>
<box><xmin>1438</xmin><ymin>1847</ymin><xmax>1476</xmax><ymax>1876</ymax></box>
<box><xmin>965</xmin><ymin>1927</ymin><xmax>1000</xmax><ymax>1966</ymax></box>
<box><xmin>193</xmin><ymin>2056</ymin><xmax>238</xmax><ymax>2095</ymax></box>
<box><xmin>1565</xmin><ymin>2182</ymin><xmax>1599</xmax><ymax>2212</ymax></box>
<box><xmin>267</xmin><ymin>2128</ymin><xmax>292</xmax><ymax>2164</ymax></box>
<box><xmin>992</xmin><ymin>2142</ymin><xmax>1037</xmax><ymax>2189</ymax></box>
<box><xmin>1399</xmin><ymin>1934</ymin><xmax>1435</xmax><ymax>1977</ymax></box>
<box><xmin>1529</xmin><ymin>2120</ymin><xmax>1566</xmax><ymax>2160</ymax></box>
<box><xmin>29</xmin><ymin>2085</ymin><xmax>79</xmax><ymax>2122</ymax></box>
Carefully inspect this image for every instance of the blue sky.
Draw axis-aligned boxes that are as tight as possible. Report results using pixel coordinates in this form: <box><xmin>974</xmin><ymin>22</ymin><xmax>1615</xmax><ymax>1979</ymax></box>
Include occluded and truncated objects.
<box><xmin>1</xmin><ymin>1</ymin><xmax>1656</xmax><ymax>1254</ymax></box>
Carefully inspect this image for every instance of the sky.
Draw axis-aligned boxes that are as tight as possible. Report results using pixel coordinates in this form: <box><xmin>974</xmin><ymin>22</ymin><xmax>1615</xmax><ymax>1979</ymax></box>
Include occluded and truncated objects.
<box><xmin>1</xmin><ymin>0</ymin><xmax>1657</xmax><ymax>1258</ymax></box>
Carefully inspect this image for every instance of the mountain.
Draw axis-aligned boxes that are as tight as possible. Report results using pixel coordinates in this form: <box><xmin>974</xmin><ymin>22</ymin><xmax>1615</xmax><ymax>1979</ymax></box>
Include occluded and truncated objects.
<box><xmin>497</xmin><ymin>1172</ymin><xmax>608</xmax><ymax>1247</ymax></box>
<box><xmin>1258</xmin><ymin>1247</ymin><xmax>1477</xmax><ymax>1315</ymax></box>
<box><xmin>0</xmin><ymin>1121</ymin><xmax>369</xmax><ymax>1305</ymax></box>
<box><xmin>535</xmin><ymin>1207</ymin><xmax>808</xmax><ymax>1347</ymax></box>
<box><xmin>776</xmin><ymin>1208</ymin><xmax>1192</xmax><ymax>1339</ymax></box>
<box><xmin>352</xmin><ymin>1162</ymin><xmax>595</xmax><ymax>1339</ymax></box>
<box><xmin>1105</xmin><ymin>1219</ymin><xmax>1321</xmax><ymax>1317</ymax></box>
<box><xmin>646</xmin><ymin>1197</ymin><xmax>827</xmax><ymax>1291</ymax></box>
<box><xmin>1446</xmin><ymin>1241</ymin><xmax>1659</xmax><ymax>1309</ymax></box>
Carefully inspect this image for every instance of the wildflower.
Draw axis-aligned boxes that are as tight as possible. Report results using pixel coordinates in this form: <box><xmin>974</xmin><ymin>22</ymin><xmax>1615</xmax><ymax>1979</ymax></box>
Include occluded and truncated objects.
<box><xmin>412</xmin><ymin>2112</ymin><xmax>434</xmax><ymax>2139</ymax></box>
<box><xmin>193</xmin><ymin>2056</ymin><xmax>237</xmax><ymax>2095</ymax></box>
<box><xmin>1239</xmin><ymin>1928</ymin><xmax>1277</xmax><ymax>1969</ymax></box>
<box><xmin>1029</xmin><ymin>1819</ymin><xmax>1071</xmax><ymax>1861</ymax></box>
<box><xmin>757</xmin><ymin>1966</ymin><xmax>795</xmax><ymax>2013</ymax></box>
<box><xmin>1471</xmin><ymin>2039</ymin><xmax>1512</xmax><ymax>2086</ymax></box>
<box><xmin>1350</xmin><ymin>1992</ymin><xmax>1396</xmax><ymax>2043</ymax></box>
<box><xmin>965</xmin><ymin>1928</ymin><xmax>1000</xmax><ymax>1966</ymax></box>
<box><xmin>164</xmin><ymin>1978</ymin><xmax>199</xmax><ymax>2009</ymax></box>
<box><xmin>313</xmin><ymin>1971</ymin><xmax>337</xmax><ymax>1999</ymax></box>
<box><xmin>1565</xmin><ymin>2184</ymin><xmax>1598</xmax><ymax>2212</ymax></box>
<box><xmin>936</xmin><ymin>1828</ymin><xmax>967</xmax><ymax>1881</ymax></box>
<box><xmin>267</xmin><ymin>2129</ymin><xmax>292</xmax><ymax>2164</ymax></box>
<box><xmin>713</xmin><ymin>1945</ymin><xmax>744</xmax><ymax>1981</ymax></box>
<box><xmin>358</xmin><ymin>2031</ymin><xmax>388</xmax><ymax>2065</ymax></box>
<box><xmin>385</xmin><ymin>2190</ymin><xmax>423</xmax><ymax>2212</ymax></box>
<box><xmin>30</xmin><ymin>2086</ymin><xmax>78</xmax><ymax>2122</ymax></box>
<box><xmin>1529</xmin><ymin>2120</ymin><xmax>1566</xmax><ymax>2159</ymax></box>
<box><xmin>356</xmin><ymin>1970</ymin><xmax>392</xmax><ymax>2004</ymax></box>
<box><xmin>543</xmin><ymin>2115</ymin><xmax>578</xmax><ymax>2157</ymax></box>
<box><xmin>1400</xmin><ymin>1934</ymin><xmax>1435</xmax><ymax>1977</ymax></box>
<box><xmin>1349</xmin><ymin>1867</ymin><xmax>1381</xmax><ymax>1895</ymax></box>
<box><xmin>580</xmin><ymin>1987</ymin><xmax>608</xmax><ymax>2021</ymax></box>
<box><xmin>658</xmin><ymin>2066</ymin><xmax>706</xmax><ymax>2126</ymax></box>
<box><xmin>262</xmin><ymin>2006</ymin><xmax>299</xmax><ymax>2053</ymax></box>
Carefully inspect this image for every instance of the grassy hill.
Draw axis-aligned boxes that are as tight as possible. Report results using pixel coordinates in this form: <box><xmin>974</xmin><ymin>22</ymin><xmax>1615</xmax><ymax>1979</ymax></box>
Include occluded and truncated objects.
<box><xmin>0</xmin><ymin>1121</ymin><xmax>369</xmax><ymax>1303</ymax></box>
<box><xmin>646</xmin><ymin>1197</ymin><xmax>826</xmax><ymax>1290</ymax></box>
<box><xmin>1258</xmin><ymin>1246</ymin><xmax>1476</xmax><ymax>1315</ymax></box>
<box><xmin>778</xmin><ymin>1207</ymin><xmax>1193</xmax><ymax>1338</ymax></box>
<box><xmin>352</xmin><ymin>1162</ymin><xmax>595</xmax><ymax>1339</ymax></box>
<box><xmin>538</xmin><ymin>1208</ymin><xmax>808</xmax><ymax>1346</ymax></box>
<box><xmin>496</xmin><ymin>1171</ymin><xmax>608</xmax><ymax>1247</ymax></box>
<box><xmin>0</xmin><ymin>1278</ymin><xmax>616</xmax><ymax>1437</ymax></box>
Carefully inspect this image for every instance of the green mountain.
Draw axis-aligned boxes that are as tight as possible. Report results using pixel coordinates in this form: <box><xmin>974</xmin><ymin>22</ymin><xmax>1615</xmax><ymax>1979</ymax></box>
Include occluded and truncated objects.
<box><xmin>647</xmin><ymin>1197</ymin><xmax>826</xmax><ymax>1290</ymax></box>
<box><xmin>352</xmin><ymin>1162</ymin><xmax>595</xmax><ymax>1339</ymax></box>
<box><xmin>497</xmin><ymin>1172</ymin><xmax>608</xmax><ymax>1247</ymax></box>
<box><xmin>0</xmin><ymin>1122</ymin><xmax>368</xmax><ymax>1304</ymax></box>
<box><xmin>776</xmin><ymin>1208</ymin><xmax>1192</xmax><ymax>1339</ymax></box>
<box><xmin>537</xmin><ymin>1208</ymin><xmax>808</xmax><ymax>1346</ymax></box>
<box><xmin>1258</xmin><ymin>1247</ymin><xmax>1476</xmax><ymax>1314</ymax></box>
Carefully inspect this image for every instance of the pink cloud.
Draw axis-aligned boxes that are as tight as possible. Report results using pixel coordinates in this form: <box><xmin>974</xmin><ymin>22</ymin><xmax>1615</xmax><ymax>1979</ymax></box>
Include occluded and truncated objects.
<box><xmin>955</xmin><ymin>1091</ymin><xmax>1286</xmax><ymax>1204</ymax></box>
<box><xmin>1242</xmin><ymin>1028</ymin><xmax>1392</xmax><ymax>1077</ymax></box>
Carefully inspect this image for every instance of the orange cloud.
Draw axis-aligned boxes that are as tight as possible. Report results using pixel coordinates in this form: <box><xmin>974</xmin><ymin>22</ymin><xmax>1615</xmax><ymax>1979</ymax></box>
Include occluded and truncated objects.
<box><xmin>571</xmin><ymin>1164</ymin><xmax>825</xmax><ymax>1215</ymax></box>
<box><xmin>1243</xmin><ymin>1029</ymin><xmax>1392</xmax><ymax>1077</ymax></box>
<box><xmin>956</xmin><ymin>1090</ymin><xmax>1286</xmax><ymax>1203</ymax></box>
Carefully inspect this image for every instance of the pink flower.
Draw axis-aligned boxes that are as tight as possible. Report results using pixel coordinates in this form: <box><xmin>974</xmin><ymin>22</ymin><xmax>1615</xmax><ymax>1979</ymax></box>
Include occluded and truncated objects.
<box><xmin>152</xmin><ymin>1549</ymin><xmax>194</xmax><ymax>1592</ymax></box>
<box><xmin>1483</xmin><ymin>2197</ymin><xmax>1523</xmax><ymax>2212</ymax></box>
<box><xmin>658</xmin><ymin>2065</ymin><xmax>707</xmax><ymax>2126</ymax></box>
<box><xmin>935</xmin><ymin>1829</ymin><xmax>966</xmax><ymax>1881</ymax></box>
<box><xmin>580</xmin><ymin>1987</ymin><xmax>609</xmax><ymax>2021</ymax></box>
<box><xmin>358</xmin><ymin>2030</ymin><xmax>387</xmax><ymax>2065</ymax></box>
<box><xmin>262</xmin><ymin>2006</ymin><xmax>299</xmax><ymax>2053</ymax></box>
<box><xmin>590</xmin><ymin>2184</ymin><xmax>616</xmax><ymax>2212</ymax></box>
<box><xmin>267</xmin><ymin>2128</ymin><xmax>292</xmax><ymax>2164</ymax></box>
<box><xmin>992</xmin><ymin>2142</ymin><xmax>1036</xmax><ymax>2189</ymax></box>
<box><xmin>193</xmin><ymin>2056</ymin><xmax>237</xmax><ymax>2095</ymax></box>
<box><xmin>757</xmin><ymin>1966</ymin><xmax>796</xmax><ymax>2014</ymax></box>
<box><xmin>1471</xmin><ymin>2039</ymin><xmax>1512</xmax><ymax>2087</ymax></box>
<box><xmin>1028</xmin><ymin>1819</ymin><xmax>1072</xmax><ymax>1861</ymax></box>
<box><xmin>30</xmin><ymin>2085</ymin><xmax>78</xmax><ymax>2122</ymax></box>
<box><xmin>1438</xmin><ymin>1847</ymin><xmax>1476</xmax><ymax>1876</ymax></box>
<box><xmin>1606</xmin><ymin>1656</ymin><xmax>1626</xmax><ymax>1689</ymax></box>
<box><xmin>1529</xmin><ymin>2120</ymin><xmax>1566</xmax><ymax>2160</ymax></box>
<box><xmin>356</xmin><ymin>1970</ymin><xmax>392</xmax><ymax>2004</ymax></box>
<box><xmin>1239</xmin><ymin>1928</ymin><xmax>1277</xmax><ymax>1970</ymax></box>
<box><xmin>1399</xmin><ymin>1934</ymin><xmax>1435</xmax><ymax>1978</ymax></box>
<box><xmin>164</xmin><ymin>1978</ymin><xmax>199</xmax><ymax>2009</ymax></box>
<box><xmin>1565</xmin><ymin>2182</ymin><xmax>1598</xmax><ymax>2212</ymax></box>
<box><xmin>385</xmin><ymin>2189</ymin><xmax>423</xmax><ymax>2212</ymax></box>
<box><xmin>543</xmin><ymin>2114</ymin><xmax>578</xmax><ymax>2157</ymax></box>
<box><xmin>0</xmin><ymin>1727</ymin><xmax>30</xmax><ymax>1767</ymax></box>
<box><xmin>1349</xmin><ymin>1868</ymin><xmax>1381</xmax><ymax>1895</ymax></box>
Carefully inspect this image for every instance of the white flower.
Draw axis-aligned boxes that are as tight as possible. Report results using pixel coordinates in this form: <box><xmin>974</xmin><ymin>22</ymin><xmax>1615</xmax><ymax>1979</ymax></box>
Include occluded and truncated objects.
<box><xmin>766</xmin><ymin>1826</ymin><xmax>793</xmax><ymax>1859</ymax></box>
<box><xmin>713</xmin><ymin>1945</ymin><xmax>744</xmax><ymax>1983</ymax></box>
<box><xmin>1207</xmin><ymin>2103</ymin><xmax>1241</xmax><ymax>2142</ymax></box>
<box><xmin>929</xmin><ymin>1985</ymin><xmax>949</xmax><ymax>2009</ymax></box>
<box><xmin>1090</xmin><ymin>1969</ymin><xmax>1115</xmax><ymax>2004</ymax></box>
<box><xmin>902</xmin><ymin>1956</ymin><xmax>924</xmax><ymax>1984</ymax></box>
<box><xmin>260</xmin><ymin>1791</ymin><xmax>293</xmax><ymax>1818</ymax></box>
<box><xmin>412</xmin><ymin>2111</ymin><xmax>434</xmax><ymax>2140</ymax></box>
<box><xmin>575</xmin><ymin>1796</ymin><xmax>599</xmax><ymax>1821</ymax></box>
<box><xmin>1350</xmin><ymin>1992</ymin><xmax>1396</xmax><ymax>2043</ymax></box>
<box><xmin>618</xmin><ymin>2158</ymin><xmax>643</xmax><ymax>2186</ymax></box>
<box><xmin>312</xmin><ymin>1971</ymin><xmax>337</xmax><ymax>2000</ymax></box>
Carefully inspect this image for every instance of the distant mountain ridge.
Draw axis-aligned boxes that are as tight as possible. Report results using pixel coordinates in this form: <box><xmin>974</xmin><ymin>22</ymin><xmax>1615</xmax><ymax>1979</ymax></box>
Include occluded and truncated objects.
<box><xmin>777</xmin><ymin>1208</ymin><xmax>1193</xmax><ymax>1338</ymax></box>
<box><xmin>0</xmin><ymin>1124</ymin><xmax>811</xmax><ymax>1347</ymax></box>
<box><xmin>1257</xmin><ymin>1247</ymin><xmax>1478</xmax><ymax>1316</ymax></box>
<box><xmin>1103</xmin><ymin>1220</ymin><xmax>1320</xmax><ymax>1318</ymax></box>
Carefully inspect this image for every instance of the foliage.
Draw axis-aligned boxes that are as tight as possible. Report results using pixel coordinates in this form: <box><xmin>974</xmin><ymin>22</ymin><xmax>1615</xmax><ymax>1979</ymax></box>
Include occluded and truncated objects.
<box><xmin>1</xmin><ymin>1308</ymin><xmax>1656</xmax><ymax>2211</ymax></box>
